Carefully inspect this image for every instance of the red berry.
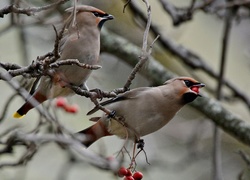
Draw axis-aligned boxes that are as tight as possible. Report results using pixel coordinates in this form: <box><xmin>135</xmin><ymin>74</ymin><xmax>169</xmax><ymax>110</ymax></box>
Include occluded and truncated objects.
<box><xmin>123</xmin><ymin>176</ymin><xmax>134</xmax><ymax>180</ymax></box>
<box><xmin>64</xmin><ymin>104</ymin><xmax>79</xmax><ymax>113</ymax></box>
<box><xmin>133</xmin><ymin>171</ymin><xmax>143</xmax><ymax>180</ymax></box>
<box><xmin>118</xmin><ymin>167</ymin><xmax>128</xmax><ymax>177</ymax></box>
<box><xmin>55</xmin><ymin>97</ymin><xmax>67</xmax><ymax>107</ymax></box>
<box><xmin>126</xmin><ymin>169</ymin><xmax>132</xmax><ymax>176</ymax></box>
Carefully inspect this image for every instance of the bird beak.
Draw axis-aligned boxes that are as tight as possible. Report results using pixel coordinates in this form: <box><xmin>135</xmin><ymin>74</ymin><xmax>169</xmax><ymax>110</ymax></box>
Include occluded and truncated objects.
<box><xmin>193</xmin><ymin>83</ymin><xmax>205</xmax><ymax>88</ymax></box>
<box><xmin>104</xmin><ymin>14</ymin><xmax>114</xmax><ymax>20</ymax></box>
<box><xmin>190</xmin><ymin>83</ymin><xmax>205</xmax><ymax>96</ymax></box>
<box><xmin>97</xmin><ymin>14</ymin><xmax>114</xmax><ymax>29</ymax></box>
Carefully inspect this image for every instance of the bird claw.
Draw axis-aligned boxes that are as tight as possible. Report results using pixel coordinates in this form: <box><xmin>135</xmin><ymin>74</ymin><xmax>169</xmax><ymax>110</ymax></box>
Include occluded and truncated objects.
<box><xmin>136</xmin><ymin>139</ymin><xmax>145</xmax><ymax>150</ymax></box>
<box><xmin>90</xmin><ymin>88</ymin><xmax>103</xmax><ymax>100</ymax></box>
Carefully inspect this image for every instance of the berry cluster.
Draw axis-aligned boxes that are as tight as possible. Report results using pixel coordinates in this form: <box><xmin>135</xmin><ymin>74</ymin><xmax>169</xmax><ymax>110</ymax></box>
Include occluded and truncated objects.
<box><xmin>55</xmin><ymin>97</ymin><xmax>79</xmax><ymax>113</ymax></box>
<box><xmin>118</xmin><ymin>167</ymin><xmax>143</xmax><ymax>180</ymax></box>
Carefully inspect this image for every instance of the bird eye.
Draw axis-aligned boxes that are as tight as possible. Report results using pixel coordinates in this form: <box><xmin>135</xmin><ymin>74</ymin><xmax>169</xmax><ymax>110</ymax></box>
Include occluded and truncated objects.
<box><xmin>92</xmin><ymin>12</ymin><xmax>100</xmax><ymax>17</ymax></box>
<box><xmin>184</xmin><ymin>80</ymin><xmax>193</xmax><ymax>87</ymax></box>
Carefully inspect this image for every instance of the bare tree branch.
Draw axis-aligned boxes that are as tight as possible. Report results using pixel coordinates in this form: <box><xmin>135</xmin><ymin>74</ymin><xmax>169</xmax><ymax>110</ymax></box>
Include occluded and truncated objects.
<box><xmin>0</xmin><ymin>58</ymin><xmax>101</xmax><ymax>80</ymax></box>
<box><xmin>212</xmin><ymin>4</ymin><xmax>235</xmax><ymax>180</ymax></box>
<box><xmin>158</xmin><ymin>0</ymin><xmax>215</xmax><ymax>26</ymax></box>
<box><xmin>15</xmin><ymin>132</ymin><xmax>119</xmax><ymax>171</ymax></box>
<box><xmin>0</xmin><ymin>0</ymin><xmax>69</xmax><ymax>18</ymax></box>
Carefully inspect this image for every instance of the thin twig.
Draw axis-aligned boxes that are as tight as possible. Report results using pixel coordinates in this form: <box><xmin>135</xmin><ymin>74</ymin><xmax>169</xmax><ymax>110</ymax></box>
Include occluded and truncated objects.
<box><xmin>49</xmin><ymin>59</ymin><xmax>102</xmax><ymax>70</ymax></box>
<box><xmin>123</xmin><ymin>0</ymin><xmax>153</xmax><ymax>90</ymax></box>
<box><xmin>216</xmin><ymin>0</ymin><xmax>250</xmax><ymax>10</ymax></box>
<box><xmin>0</xmin><ymin>143</ymin><xmax>37</xmax><ymax>168</ymax></box>
<box><xmin>123</xmin><ymin>0</ymin><xmax>132</xmax><ymax>13</ymax></box>
<box><xmin>52</xmin><ymin>24</ymin><xmax>63</xmax><ymax>61</ymax></box>
<box><xmin>212</xmin><ymin>5</ymin><xmax>234</xmax><ymax>180</ymax></box>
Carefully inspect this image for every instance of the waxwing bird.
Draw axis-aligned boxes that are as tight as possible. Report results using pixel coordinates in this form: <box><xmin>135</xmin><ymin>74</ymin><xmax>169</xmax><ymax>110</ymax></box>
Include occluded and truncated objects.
<box><xmin>78</xmin><ymin>77</ymin><xmax>205</xmax><ymax>147</ymax></box>
<box><xmin>13</xmin><ymin>5</ymin><xmax>114</xmax><ymax>118</ymax></box>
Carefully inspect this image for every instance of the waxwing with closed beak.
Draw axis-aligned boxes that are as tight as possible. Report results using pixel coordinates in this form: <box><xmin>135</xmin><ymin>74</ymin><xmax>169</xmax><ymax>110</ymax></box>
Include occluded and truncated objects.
<box><xmin>13</xmin><ymin>5</ymin><xmax>114</xmax><ymax>118</ymax></box>
<box><xmin>78</xmin><ymin>77</ymin><xmax>205</xmax><ymax>147</ymax></box>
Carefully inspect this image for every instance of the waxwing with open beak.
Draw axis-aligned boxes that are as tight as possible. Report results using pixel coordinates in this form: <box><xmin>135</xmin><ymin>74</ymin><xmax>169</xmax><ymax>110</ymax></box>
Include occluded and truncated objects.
<box><xmin>78</xmin><ymin>77</ymin><xmax>205</xmax><ymax>147</ymax></box>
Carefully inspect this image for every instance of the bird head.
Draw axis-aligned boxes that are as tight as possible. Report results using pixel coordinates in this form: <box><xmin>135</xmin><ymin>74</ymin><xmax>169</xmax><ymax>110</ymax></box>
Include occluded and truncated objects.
<box><xmin>164</xmin><ymin>77</ymin><xmax>205</xmax><ymax>104</ymax></box>
<box><xmin>66</xmin><ymin>5</ymin><xmax>114</xmax><ymax>30</ymax></box>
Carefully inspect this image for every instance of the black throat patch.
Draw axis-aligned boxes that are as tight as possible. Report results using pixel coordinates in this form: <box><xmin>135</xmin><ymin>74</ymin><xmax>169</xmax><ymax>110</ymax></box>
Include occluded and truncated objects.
<box><xmin>182</xmin><ymin>92</ymin><xmax>198</xmax><ymax>104</ymax></box>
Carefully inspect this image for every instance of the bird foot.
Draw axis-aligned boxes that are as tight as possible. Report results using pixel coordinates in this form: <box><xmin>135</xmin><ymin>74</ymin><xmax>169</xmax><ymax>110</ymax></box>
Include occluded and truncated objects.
<box><xmin>136</xmin><ymin>139</ymin><xmax>145</xmax><ymax>150</ymax></box>
<box><xmin>107</xmin><ymin>110</ymin><xmax>116</xmax><ymax>118</ymax></box>
<box><xmin>90</xmin><ymin>88</ymin><xmax>104</xmax><ymax>100</ymax></box>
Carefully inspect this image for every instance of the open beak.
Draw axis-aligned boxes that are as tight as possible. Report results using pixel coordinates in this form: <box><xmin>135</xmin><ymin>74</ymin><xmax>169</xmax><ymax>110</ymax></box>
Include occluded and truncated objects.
<box><xmin>193</xmin><ymin>83</ymin><xmax>205</xmax><ymax>88</ymax></box>
<box><xmin>191</xmin><ymin>83</ymin><xmax>205</xmax><ymax>96</ymax></box>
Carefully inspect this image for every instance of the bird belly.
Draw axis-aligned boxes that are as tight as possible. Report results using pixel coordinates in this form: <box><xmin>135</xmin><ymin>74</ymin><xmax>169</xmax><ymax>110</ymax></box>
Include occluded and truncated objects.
<box><xmin>48</xmin><ymin>63</ymin><xmax>93</xmax><ymax>98</ymax></box>
<box><xmin>104</xmin><ymin>112</ymin><xmax>175</xmax><ymax>141</ymax></box>
<box><xmin>49</xmin><ymin>84</ymin><xmax>74</xmax><ymax>97</ymax></box>
<box><xmin>57</xmin><ymin>65</ymin><xmax>92</xmax><ymax>85</ymax></box>
<box><xmin>107</xmin><ymin>119</ymin><xmax>129</xmax><ymax>139</ymax></box>
<box><xmin>135</xmin><ymin>114</ymin><xmax>173</xmax><ymax>137</ymax></box>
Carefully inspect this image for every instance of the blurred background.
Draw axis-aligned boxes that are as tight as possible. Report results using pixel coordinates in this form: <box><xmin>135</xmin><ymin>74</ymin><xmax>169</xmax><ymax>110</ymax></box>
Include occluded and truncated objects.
<box><xmin>0</xmin><ymin>0</ymin><xmax>250</xmax><ymax>180</ymax></box>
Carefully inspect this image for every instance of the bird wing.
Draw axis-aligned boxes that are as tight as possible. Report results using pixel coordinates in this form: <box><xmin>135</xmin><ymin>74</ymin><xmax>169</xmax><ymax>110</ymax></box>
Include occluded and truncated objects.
<box><xmin>28</xmin><ymin>77</ymin><xmax>41</xmax><ymax>95</ymax></box>
<box><xmin>57</xmin><ymin>11</ymin><xmax>75</xmax><ymax>54</ymax></box>
<box><xmin>87</xmin><ymin>87</ymin><xmax>150</xmax><ymax>115</ymax></box>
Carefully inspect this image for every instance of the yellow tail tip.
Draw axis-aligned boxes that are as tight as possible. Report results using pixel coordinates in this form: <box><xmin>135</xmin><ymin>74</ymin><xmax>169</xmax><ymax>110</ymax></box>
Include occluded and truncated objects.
<box><xmin>13</xmin><ymin>112</ymin><xmax>25</xmax><ymax>119</ymax></box>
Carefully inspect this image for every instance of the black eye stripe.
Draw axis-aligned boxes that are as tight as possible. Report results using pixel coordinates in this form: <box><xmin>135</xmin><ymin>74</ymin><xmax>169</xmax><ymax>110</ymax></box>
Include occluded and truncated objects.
<box><xmin>184</xmin><ymin>80</ymin><xmax>201</xmax><ymax>87</ymax></box>
<box><xmin>92</xmin><ymin>12</ymin><xmax>108</xmax><ymax>18</ymax></box>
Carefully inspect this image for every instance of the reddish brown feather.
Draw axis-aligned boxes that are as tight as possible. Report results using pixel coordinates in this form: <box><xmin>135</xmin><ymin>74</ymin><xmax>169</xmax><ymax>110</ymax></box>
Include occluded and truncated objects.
<box><xmin>16</xmin><ymin>92</ymin><xmax>47</xmax><ymax>116</ymax></box>
<box><xmin>78</xmin><ymin>121</ymin><xmax>111</xmax><ymax>147</ymax></box>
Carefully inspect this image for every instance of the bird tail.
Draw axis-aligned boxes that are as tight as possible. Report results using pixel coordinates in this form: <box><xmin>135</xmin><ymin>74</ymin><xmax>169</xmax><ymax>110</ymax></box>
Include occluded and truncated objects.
<box><xmin>13</xmin><ymin>92</ymin><xmax>47</xmax><ymax>119</ymax></box>
<box><xmin>78</xmin><ymin>121</ymin><xmax>111</xmax><ymax>147</ymax></box>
